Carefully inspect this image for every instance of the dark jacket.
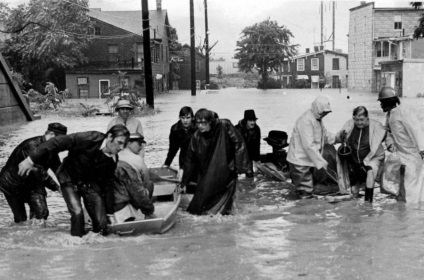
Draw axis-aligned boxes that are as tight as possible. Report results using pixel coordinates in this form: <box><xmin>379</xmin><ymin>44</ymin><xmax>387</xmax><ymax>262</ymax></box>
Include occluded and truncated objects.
<box><xmin>113</xmin><ymin>161</ymin><xmax>154</xmax><ymax>215</ymax></box>
<box><xmin>29</xmin><ymin>131</ymin><xmax>117</xmax><ymax>214</ymax></box>
<box><xmin>0</xmin><ymin>135</ymin><xmax>60</xmax><ymax>196</ymax></box>
<box><xmin>164</xmin><ymin>121</ymin><xmax>196</xmax><ymax>168</ymax></box>
<box><xmin>182</xmin><ymin>119</ymin><xmax>251</xmax><ymax>215</ymax></box>
<box><xmin>235</xmin><ymin>120</ymin><xmax>261</xmax><ymax>161</ymax></box>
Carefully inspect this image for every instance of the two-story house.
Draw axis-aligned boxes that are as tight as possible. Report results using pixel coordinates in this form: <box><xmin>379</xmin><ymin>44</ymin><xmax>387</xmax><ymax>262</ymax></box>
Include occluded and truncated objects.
<box><xmin>65</xmin><ymin>1</ymin><xmax>170</xmax><ymax>99</ymax></box>
<box><xmin>280</xmin><ymin>48</ymin><xmax>348</xmax><ymax>89</ymax></box>
<box><xmin>173</xmin><ymin>45</ymin><xmax>206</xmax><ymax>90</ymax></box>
<box><xmin>348</xmin><ymin>2</ymin><xmax>424</xmax><ymax>96</ymax></box>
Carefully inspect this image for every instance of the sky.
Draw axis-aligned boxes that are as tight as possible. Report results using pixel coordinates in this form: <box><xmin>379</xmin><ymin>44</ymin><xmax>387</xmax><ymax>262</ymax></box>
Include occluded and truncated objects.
<box><xmin>7</xmin><ymin>0</ymin><xmax>416</xmax><ymax>59</ymax></box>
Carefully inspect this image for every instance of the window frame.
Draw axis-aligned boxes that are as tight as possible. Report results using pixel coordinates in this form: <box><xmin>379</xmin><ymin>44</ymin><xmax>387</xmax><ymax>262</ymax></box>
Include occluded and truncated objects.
<box><xmin>77</xmin><ymin>77</ymin><xmax>89</xmax><ymax>85</ymax></box>
<box><xmin>311</xmin><ymin>58</ymin><xmax>319</xmax><ymax>71</ymax></box>
<box><xmin>99</xmin><ymin>79</ymin><xmax>110</xmax><ymax>97</ymax></box>
<box><xmin>108</xmin><ymin>44</ymin><xmax>119</xmax><ymax>62</ymax></box>
<box><xmin>394</xmin><ymin>15</ymin><xmax>402</xmax><ymax>30</ymax></box>
<box><xmin>297</xmin><ymin>59</ymin><xmax>305</xmax><ymax>71</ymax></box>
<box><xmin>332</xmin><ymin>58</ymin><xmax>340</xmax><ymax>70</ymax></box>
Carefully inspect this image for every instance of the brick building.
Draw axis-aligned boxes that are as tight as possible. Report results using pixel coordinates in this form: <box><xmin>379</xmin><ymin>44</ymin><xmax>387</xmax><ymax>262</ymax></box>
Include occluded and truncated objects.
<box><xmin>173</xmin><ymin>45</ymin><xmax>206</xmax><ymax>90</ymax></box>
<box><xmin>65</xmin><ymin>2</ymin><xmax>170</xmax><ymax>99</ymax></box>
<box><xmin>348</xmin><ymin>2</ymin><xmax>424</xmax><ymax>96</ymax></box>
<box><xmin>280</xmin><ymin>48</ymin><xmax>348</xmax><ymax>89</ymax></box>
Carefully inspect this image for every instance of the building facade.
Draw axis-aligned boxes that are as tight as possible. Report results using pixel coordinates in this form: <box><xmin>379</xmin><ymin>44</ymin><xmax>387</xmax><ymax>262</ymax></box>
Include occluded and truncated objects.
<box><xmin>280</xmin><ymin>49</ymin><xmax>348</xmax><ymax>89</ymax></box>
<box><xmin>173</xmin><ymin>45</ymin><xmax>206</xmax><ymax>90</ymax></box>
<box><xmin>348</xmin><ymin>2</ymin><xmax>424</xmax><ymax>96</ymax></box>
<box><xmin>65</xmin><ymin>4</ymin><xmax>170</xmax><ymax>99</ymax></box>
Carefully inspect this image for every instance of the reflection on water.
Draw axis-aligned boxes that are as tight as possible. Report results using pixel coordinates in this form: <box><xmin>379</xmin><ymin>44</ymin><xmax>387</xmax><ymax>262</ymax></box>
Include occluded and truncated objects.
<box><xmin>1</xmin><ymin>89</ymin><xmax>424</xmax><ymax>279</ymax></box>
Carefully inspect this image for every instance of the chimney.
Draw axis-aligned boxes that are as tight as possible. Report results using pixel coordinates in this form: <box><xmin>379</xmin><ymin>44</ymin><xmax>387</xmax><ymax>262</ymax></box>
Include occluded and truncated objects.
<box><xmin>306</xmin><ymin>48</ymin><xmax>310</xmax><ymax>53</ymax></box>
<box><xmin>314</xmin><ymin>46</ymin><xmax>319</xmax><ymax>52</ymax></box>
<box><xmin>360</xmin><ymin>1</ymin><xmax>366</xmax><ymax>5</ymax></box>
<box><xmin>319</xmin><ymin>45</ymin><xmax>324</xmax><ymax>51</ymax></box>
<box><xmin>156</xmin><ymin>0</ymin><xmax>162</xmax><ymax>11</ymax></box>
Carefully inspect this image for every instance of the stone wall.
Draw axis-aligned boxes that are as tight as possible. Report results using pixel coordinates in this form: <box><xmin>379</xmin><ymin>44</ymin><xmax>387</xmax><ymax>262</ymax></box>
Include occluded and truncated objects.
<box><xmin>403</xmin><ymin>59</ymin><xmax>424</xmax><ymax>98</ymax></box>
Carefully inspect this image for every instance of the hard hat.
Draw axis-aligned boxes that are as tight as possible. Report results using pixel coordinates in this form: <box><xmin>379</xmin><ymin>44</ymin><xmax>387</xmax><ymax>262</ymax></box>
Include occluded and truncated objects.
<box><xmin>377</xmin><ymin>86</ymin><xmax>397</xmax><ymax>101</ymax></box>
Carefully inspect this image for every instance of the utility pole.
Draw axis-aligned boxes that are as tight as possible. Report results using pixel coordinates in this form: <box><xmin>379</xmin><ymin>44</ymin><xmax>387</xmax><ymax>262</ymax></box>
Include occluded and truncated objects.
<box><xmin>204</xmin><ymin>0</ymin><xmax>210</xmax><ymax>85</ymax></box>
<box><xmin>190</xmin><ymin>0</ymin><xmax>196</xmax><ymax>96</ymax></box>
<box><xmin>332</xmin><ymin>1</ymin><xmax>335</xmax><ymax>51</ymax></box>
<box><xmin>142</xmin><ymin>0</ymin><xmax>154</xmax><ymax>107</ymax></box>
<box><xmin>320</xmin><ymin>1</ymin><xmax>323</xmax><ymax>48</ymax></box>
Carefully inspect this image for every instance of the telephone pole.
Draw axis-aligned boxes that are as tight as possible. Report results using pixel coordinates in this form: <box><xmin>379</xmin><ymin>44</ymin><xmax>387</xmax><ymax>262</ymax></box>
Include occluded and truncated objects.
<box><xmin>332</xmin><ymin>1</ymin><xmax>335</xmax><ymax>51</ymax></box>
<box><xmin>142</xmin><ymin>0</ymin><xmax>154</xmax><ymax>107</ymax></box>
<box><xmin>190</xmin><ymin>0</ymin><xmax>196</xmax><ymax>96</ymax></box>
<box><xmin>204</xmin><ymin>0</ymin><xmax>210</xmax><ymax>85</ymax></box>
<box><xmin>320</xmin><ymin>1</ymin><xmax>323</xmax><ymax>47</ymax></box>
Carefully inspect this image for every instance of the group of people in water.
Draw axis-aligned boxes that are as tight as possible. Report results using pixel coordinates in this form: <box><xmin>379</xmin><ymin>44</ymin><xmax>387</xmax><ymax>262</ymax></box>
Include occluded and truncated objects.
<box><xmin>0</xmin><ymin>85</ymin><xmax>423</xmax><ymax>237</ymax></box>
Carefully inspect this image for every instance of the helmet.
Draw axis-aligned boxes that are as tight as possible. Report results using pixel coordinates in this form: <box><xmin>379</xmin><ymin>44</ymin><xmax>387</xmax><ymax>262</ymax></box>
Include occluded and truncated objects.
<box><xmin>377</xmin><ymin>86</ymin><xmax>397</xmax><ymax>101</ymax></box>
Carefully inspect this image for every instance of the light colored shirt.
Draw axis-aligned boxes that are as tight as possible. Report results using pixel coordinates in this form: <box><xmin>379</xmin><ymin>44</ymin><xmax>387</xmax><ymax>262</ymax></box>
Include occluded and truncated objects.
<box><xmin>107</xmin><ymin>115</ymin><xmax>144</xmax><ymax>136</ymax></box>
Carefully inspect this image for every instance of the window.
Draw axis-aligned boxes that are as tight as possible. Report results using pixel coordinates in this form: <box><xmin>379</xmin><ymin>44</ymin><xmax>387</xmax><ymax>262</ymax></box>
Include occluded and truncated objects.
<box><xmin>135</xmin><ymin>43</ymin><xmax>144</xmax><ymax>67</ymax></box>
<box><xmin>297</xmin><ymin>59</ymin><xmax>305</xmax><ymax>71</ymax></box>
<box><xmin>108</xmin><ymin>45</ymin><xmax>118</xmax><ymax>62</ymax></box>
<box><xmin>79</xmin><ymin>89</ymin><xmax>89</xmax><ymax>98</ymax></box>
<box><xmin>77</xmin><ymin>77</ymin><xmax>88</xmax><ymax>85</ymax></box>
<box><xmin>376</xmin><ymin>42</ymin><xmax>382</xmax><ymax>57</ymax></box>
<box><xmin>383</xmin><ymin>41</ymin><xmax>389</xmax><ymax>57</ymax></box>
<box><xmin>94</xmin><ymin>27</ymin><xmax>101</xmax><ymax>35</ymax></box>
<box><xmin>232</xmin><ymin>62</ymin><xmax>238</xmax><ymax>68</ymax></box>
<box><xmin>99</xmin><ymin>80</ymin><xmax>110</xmax><ymax>96</ymax></box>
<box><xmin>287</xmin><ymin>61</ymin><xmax>290</xmax><ymax>72</ymax></box>
<box><xmin>311</xmin><ymin>58</ymin><xmax>319</xmax><ymax>71</ymax></box>
<box><xmin>196</xmin><ymin>80</ymin><xmax>201</xmax><ymax>90</ymax></box>
<box><xmin>394</xmin><ymin>15</ymin><xmax>402</xmax><ymax>30</ymax></box>
<box><xmin>195</xmin><ymin>60</ymin><xmax>200</xmax><ymax>72</ymax></box>
<box><xmin>332</xmin><ymin>58</ymin><xmax>339</xmax><ymax>70</ymax></box>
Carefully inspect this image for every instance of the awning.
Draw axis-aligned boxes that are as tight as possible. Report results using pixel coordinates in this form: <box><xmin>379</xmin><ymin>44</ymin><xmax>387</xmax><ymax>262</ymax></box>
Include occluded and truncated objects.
<box><xmin>297</xmin><ymin>75</ymin><xmax>309</xmax><ymax>80</ymax></box>
<box><xmin>311</xmin><ymin>75</ymin><xmax>319</xmax><ymax>83</ymax></box>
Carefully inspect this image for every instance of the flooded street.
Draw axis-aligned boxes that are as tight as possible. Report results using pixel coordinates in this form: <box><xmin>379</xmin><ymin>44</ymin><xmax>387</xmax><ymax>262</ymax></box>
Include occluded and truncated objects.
<box><xmin>1</xmin><ymin>88</ymin><xmax>424</xmax><ymax>279</ymax></box>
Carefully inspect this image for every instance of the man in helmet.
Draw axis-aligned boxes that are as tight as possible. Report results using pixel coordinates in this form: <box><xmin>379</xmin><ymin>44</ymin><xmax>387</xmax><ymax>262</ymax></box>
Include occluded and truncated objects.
<box><xmin>378</xmin><ymin>86</ymin><xmax>424</xmax><ymax>203</ymax></box>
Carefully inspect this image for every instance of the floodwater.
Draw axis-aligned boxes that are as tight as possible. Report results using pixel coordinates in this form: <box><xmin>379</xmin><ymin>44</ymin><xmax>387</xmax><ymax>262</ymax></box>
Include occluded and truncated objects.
<box><xmin>1</xmin><ymin>88</ymin><xmax>424</xmax><ymax>279</ymax></box>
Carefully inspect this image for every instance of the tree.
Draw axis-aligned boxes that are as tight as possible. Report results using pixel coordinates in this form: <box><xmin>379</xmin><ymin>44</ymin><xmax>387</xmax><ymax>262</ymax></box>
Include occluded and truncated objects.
<box><xmin>0</xmin><ymin>0</ymin><xmax>93</xmax><ymax>91</ymax></box>
<box><xmin>410</xmin><ymin>2</ymin><xmax>424</xmax><ymax>38</ymax></box>
<box><xmin>235</xmin><ymin>18</ymin><xmax>298</xmax><ymax>88</ymax></box>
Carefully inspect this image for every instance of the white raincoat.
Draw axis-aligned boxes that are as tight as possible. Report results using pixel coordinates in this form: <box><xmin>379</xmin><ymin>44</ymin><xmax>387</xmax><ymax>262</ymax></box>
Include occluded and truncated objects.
<box><xmin>385</xmin><ymin>104</ymin><xmax>424</xmax><ymax>204</ymax></box>
<box><xmin>287</xmin><ymin>96</ymin><xmax>335</xmax><ymax>170</ymax></box>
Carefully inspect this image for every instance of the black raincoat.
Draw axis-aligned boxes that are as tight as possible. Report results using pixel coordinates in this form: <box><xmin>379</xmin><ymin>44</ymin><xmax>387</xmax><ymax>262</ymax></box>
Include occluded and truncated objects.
<box><xmin>0</xmin><ymin>136</ymin><xmax>60</xmax><ymax>197</ymax></box>
<box><xmin>182</xmin><ymin>119</ymin><xmax>251</xmax><ymax>215</ymax></box>
<box><xmin>164</xmin><ymin>121</ymin><xmax>196</xmax><ymax>168</ymax></box>
<box><xmin>235</xmin><ymin>120</ymin><xmax>261</xmax><ymax>161</ymax></box>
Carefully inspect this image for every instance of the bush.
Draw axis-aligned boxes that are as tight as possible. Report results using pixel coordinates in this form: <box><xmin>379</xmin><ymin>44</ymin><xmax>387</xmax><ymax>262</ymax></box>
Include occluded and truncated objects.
<box><xmin>257</xmin><ymin>77</ymin><xmax>282</xmax><ymax>89</ymax></box>
<box><xmin>294</xmin><ymin>79</ymin><xmax>311</xmax><ymax>89</ymax></box>
<box><xmin>209</xmin><ymin>80</ymin><xmax>220</xmax><ymax>89</ymax></box>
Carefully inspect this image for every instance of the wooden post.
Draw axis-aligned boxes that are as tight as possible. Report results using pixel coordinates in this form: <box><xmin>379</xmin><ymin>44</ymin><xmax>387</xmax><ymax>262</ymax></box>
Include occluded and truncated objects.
<box><xmin>204</xmin><ymin>0</ymin><xmax>210</xmax><ymax>86</ymax></box>
<box><xmin>190</xmin><ymin>0</ymin><xmax>196</xmax><ymax>96</ymax></box>
<box><xmin>142</xmin><ymin>0</ymin><xmax>154</xmax><ymax>108</ymax></box>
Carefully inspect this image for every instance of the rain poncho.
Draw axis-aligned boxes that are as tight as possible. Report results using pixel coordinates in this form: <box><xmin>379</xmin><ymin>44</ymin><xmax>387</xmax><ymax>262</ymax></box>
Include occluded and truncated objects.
<box><xmin>335</xmin><ymin>119</ymin><xmax>386</xmax><ymax>192</ymax></box>
<box><xmin>287</xmin><ymin>96</ymin><xmax>335</xmax><ymax>170</ymax></box>
<box><xmin>182</xmin><ymin>119</ymin><xmax>250</xmax><ymax>215</ymax></box>
<box><xmin>385</xmin><ymin>104</ymin><xmax>424</xmax><ymax>204</ymax></box>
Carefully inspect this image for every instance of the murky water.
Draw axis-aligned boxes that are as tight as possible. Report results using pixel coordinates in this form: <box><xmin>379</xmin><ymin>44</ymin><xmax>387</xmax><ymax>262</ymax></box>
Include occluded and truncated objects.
<box><xmin>1</xmin><ymin>88</ymin><xmax>424</xmax><ymax>280</ymax></box>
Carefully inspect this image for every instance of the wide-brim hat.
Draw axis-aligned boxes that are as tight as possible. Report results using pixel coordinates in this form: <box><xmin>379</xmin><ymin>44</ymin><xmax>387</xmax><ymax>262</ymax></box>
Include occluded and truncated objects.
<box><xmin>244</xmin><ymin>109</ymin><xmax>257</xmax><ymax>121</ymax></box>
<box><xmin>264</xmin><ymin>130</ymin><xmax>288</xmax><ymax>148</ymax></box>
<box><xmin>48</xmin><ymin>122</ymin><xmax>67</xmax><ymax>135</ymax></box>
<box><xmin>129</xmin><ymin>133</ymin><xmax>146</xmax><ymax>143</ymax></box>
<box><xmin>115</xmin><ymin>99</ymin><xmax>134</xmax><ymax>111</ymax></box>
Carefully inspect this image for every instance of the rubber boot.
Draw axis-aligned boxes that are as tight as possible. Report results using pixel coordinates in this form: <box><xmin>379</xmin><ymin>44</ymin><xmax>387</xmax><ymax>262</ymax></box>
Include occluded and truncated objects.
<box><xmin>364</xmin><ymin>188</ymin><xmax>374</xmax><ymax>203</ymax></box>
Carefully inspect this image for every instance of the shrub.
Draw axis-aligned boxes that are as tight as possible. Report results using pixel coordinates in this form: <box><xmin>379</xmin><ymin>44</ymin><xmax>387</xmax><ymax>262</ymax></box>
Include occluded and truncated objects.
<box><xmin>294</xmin><ymin>79</ymin><xmax>310</xmax><ymax>89</ymax></box>
<box><xmin>209</xmin><ymin>80</ymin><xmax>220</xmax><ymax>89</ymax></box>
<box><xmin>257</xmin><ymin>77</ymin><xmax>282</xmax><ymax>89</ymax></box>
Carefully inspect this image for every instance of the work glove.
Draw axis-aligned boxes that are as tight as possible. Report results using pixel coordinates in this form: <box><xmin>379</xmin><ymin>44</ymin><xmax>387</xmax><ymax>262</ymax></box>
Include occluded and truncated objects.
<box><xmin>18</xmin><ymin>156</ymin><xmax>35</xmax><ymax>177</ymax></box>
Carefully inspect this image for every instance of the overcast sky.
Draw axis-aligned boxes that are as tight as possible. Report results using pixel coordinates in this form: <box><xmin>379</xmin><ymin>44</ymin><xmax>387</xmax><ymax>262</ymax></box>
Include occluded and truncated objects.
<box><xmin>7</xmin><ymin>0</ymin><xmax>415</xmax><ymax>59</ymax></box>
